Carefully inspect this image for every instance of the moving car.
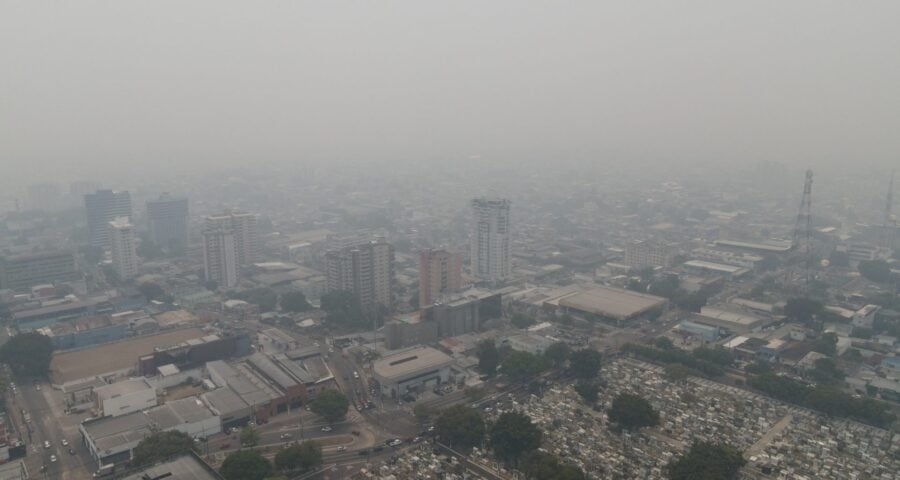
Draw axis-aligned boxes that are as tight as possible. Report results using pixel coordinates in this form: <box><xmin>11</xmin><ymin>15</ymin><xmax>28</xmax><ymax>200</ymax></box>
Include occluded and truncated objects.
<box><xmin>280</xmin><ymin>433</ymin><xmax>292</xmax><ymax>440</ymax></box>
<box><xmin>50</xmin><ymin>455</ymin><xmax>57</xmax><ymax>463</ymax></box>
<box><xmin>43</xmin><ymin>441</ymin><xmax>50</xmax><ymax>449</ymax></box>
<box><xmin>61</xmin><ymin>439</ymin><xmax>69</xmax><ymax>446</ymax></box>
<box><xmin>337</xmin><ymin>445</ymin><xmax>346</xmax><ymax>452</ymax></box>
<box><xmin>320</xmin><ymin>426</ymin><xmax>332</xmax><ymax>432</ymax></box>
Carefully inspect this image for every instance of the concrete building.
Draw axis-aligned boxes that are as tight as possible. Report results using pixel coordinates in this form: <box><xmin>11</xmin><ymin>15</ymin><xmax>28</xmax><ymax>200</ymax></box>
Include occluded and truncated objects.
<box><xmin>14</xmin><ymin>296</ymin><xmax>112</xmax><ymax>331</ymax></box>
<box><xmin>675</xmin><ymin>320</ymin><xmax>721</xmax><ymax>342</ymax></box>
<box><xmin>419</xmin><ymin>249</ymin><xmax>462</xmax><ymax>307</ymax></box>
<box><xmin>502</xmin><ymin>333</ymin><xmax>554</xmax><ymax>355</ymax></box>
<box><xmin>109</xmin><ymin>217</ymin><xmax>139</xmax><ymax>280</ymax></box>
<box><xmin>26</xmin><ymin>183</ymin><xmax>61</xmax><ymax>212</ymax></box>
<box><xmin>555</xmin><ymin>285</ymin><xmax>668</xmax><ymax>325</ymax></box>
<box><xmin>692</xmin><ymin>307</ymin><xmax>767</xmax><ymax>333</ymax></box>
<box><xmin>205</xmin><ymin>212</ymin><xmax>259</xmax><ymax>266</ymax></box>
<box><xmin>0</xmin><ymin>250</ymin><xmax>78</xmax><ymax>291</ymax></box>
<box><xmin>85</xmin><ymin>190</ymin><xmax>132</xmax><ymax>248</ymax></box>
<box><xmin>36</xmin><ymin>315</ymin><xmax>130</xmax><ymax>350</ymax></box>
<box><xmin>120</xmin><ymin>453</ymin><xmax>224</xmax><ymax>480</ymax></box>
<box><xmin>386</xmin><ymin>289</ymin><xmax>503</xmax><ymax>349</ymax></box>
<box><xmin>682</xmin><ymin>260</ymin><xmax>750</xmax><ymax>279</ymax></box>
<box><xmin>373</xmin><ymin>346</ymin><xmax>454</xmax><ymax>397</ymax></box>
<box><xmin>470</xmin><ymin>198</ymin><xmax>511</xmax><ymax>282</ymax></box>
<box><xmin>624</xmin><ymin>240</ymin><xmax>678</xmax><ymax>269</ymax></box>
<box><xmin>325</xmin><ymin>238</ymin><xmax>394</xmax><ymax>311</ymax></box>
<box><xmin>202</xmin><ymin>223</ymin><xmax>238</xmax><ymax>288</ymax></box>
<box><xmin>80</xmin><ymin>396</ymin><xmax>221</xmax><ymax>468</ymax></box>
<box><xmin>146</xmin><ymin>193</ymin><xmax>189</xmax><ymax>252</ymax></box>
<box><xmin>93</xmin><ymin>378</ymin><xmax>157</xmax><ymax>418</ymax></box>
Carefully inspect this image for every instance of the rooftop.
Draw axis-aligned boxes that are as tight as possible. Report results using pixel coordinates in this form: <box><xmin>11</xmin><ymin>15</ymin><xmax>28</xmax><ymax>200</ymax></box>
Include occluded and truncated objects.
<box><xmin>373</xmin><ymin>346</ymin><xmax>453</xmax><ymax>380</ymax></box>
<box><xmin>120</xmin><ymin>453</ymin><xmax>223</xmax><ymax>480</ymax></box>
<box><xmin>557</xmin><ymin>285</ymin><xmax>667</xmax><ymax>321</ymax></box>
<box><xmin>683</xmin><ymin>260</ymin><xmax>748</xmax><ymax>274</ymax></box>
<box><xmin>95</xmin><ymin>378</ymin><xmax>153</xmax><ymax>401</ymax></box>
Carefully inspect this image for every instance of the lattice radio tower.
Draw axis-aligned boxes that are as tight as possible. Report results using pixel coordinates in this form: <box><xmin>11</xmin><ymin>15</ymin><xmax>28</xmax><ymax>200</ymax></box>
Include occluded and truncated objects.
<box><xmin>884</xmin><ymin>170</ymin><xmax>895</xmax><ymax>249</ymax></box>
<box><xmin>792</xmin><ymin>170</ymin><xmax>813</xmax><ymax>290</ymax></box>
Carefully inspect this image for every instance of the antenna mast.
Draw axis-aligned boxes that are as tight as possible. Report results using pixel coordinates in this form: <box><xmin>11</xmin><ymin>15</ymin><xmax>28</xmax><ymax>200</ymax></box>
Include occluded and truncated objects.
<box><xmin>792</xmin><ymin>170</ymin><xmax>813</xmax><ymax>291</ymax></box>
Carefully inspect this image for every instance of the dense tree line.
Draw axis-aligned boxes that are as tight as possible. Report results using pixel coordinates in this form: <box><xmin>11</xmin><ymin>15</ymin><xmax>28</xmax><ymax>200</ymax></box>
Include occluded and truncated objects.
<box><xmin>310</xmin><ymin>389</ymin><xmax>349</xmax><ymax>423</ymax></box>
<box><xmin>521</xmin><ymin>451</ymin><xmax>586</xmax><ymax>480</ymax></box>
<box><xmin>623</xmin><ymin>343</ymin><xmax>725</xmax><ymax>377</ymax></box>
<box><xmin>435</xmin><ymin>405</ymin><xmax>485</xmax><ymax>451</ymax></box>
<box><xmin>607</xmin><ymin>393</ymin><xmax>660</xmax><ymax>431</ymax></box>
<box><xmin>131</xmin><ymin>431</ymin><xmax>196</xmax><ymax>466</ymax></box>
<box><xmin>748</xmin><ymin>373</ymin><xmax>895</xmax><ymax>427</ymax></box>
<box><xmin>666</xmin><ymin>441</ymin><xmax>746</xmax><ymax>480</ymax></box>
<box><xmin>0</xmin><ymin>332</ymin><xmax>54</xmax><ymax>379</ymax></box>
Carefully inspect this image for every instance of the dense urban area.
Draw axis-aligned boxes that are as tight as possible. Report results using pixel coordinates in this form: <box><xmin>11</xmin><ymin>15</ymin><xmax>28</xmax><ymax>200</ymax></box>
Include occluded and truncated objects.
<box><xmin>0</xmin><ymin>162</ymin><xmax>896</xmax><ymax>480</ymax></box>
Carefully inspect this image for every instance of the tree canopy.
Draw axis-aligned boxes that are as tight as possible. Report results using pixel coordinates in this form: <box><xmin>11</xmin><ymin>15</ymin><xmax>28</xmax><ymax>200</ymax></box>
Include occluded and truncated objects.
<box><xmin>220</xmin><ymin>450</ymin><xmax>275</xmax><ymax>480</ymax></box>
<box><xmin>319</xmin><ymin>290</ymin><xmax>368</xmax><ymax>328</ymax></box>
<box><xmin>131</xmin><ymin>431</ymin><xmax>195</xmax><ymax>466</ymax></box>
<box><xmin>240</xmin><ymin>426</ymin><xmax>260</xmax><ymax>447</ymax></box>
<box><xmin>569</xmin><ymin>349</ymin><xmax>602</xmax><ymax>379</ymax></box>
<box><xmin>543</xmin><ymin>342</ymin><xmax>571</xmax><ymax>368</ymax></box>
<box><xmin>310</xmin><ymin>389</ymin><xmax>350</xmax><ymax>423</ymax></box>
<box><xmin>274</xmin><ymin>441</ymin><xmax>322</xmax><ymax>473</ymax></box>
<box><xmin>784</xmin><ymin>297</ymin><xmax>823</xmax><ymax>325</ymax></box>
<box><xmin>476</xmin><ymin>340</ymin><xmax>500</xmax><ymax>376</ymax></box>
<box><xmin>228</xmin><ymin>288</ymin><xmax>278</xmax><ymax>312</ymax></box>
<box><xmin>280</xmin><ymin>291</ymin><xmax>313</xmax><ymax>313</ymax></box>
<box><xmin>607</xmin><ymin>393</ymin><xmax>660</xmax><ymax>431</ymax></box>
<box><xmin>500</xmin><ymin>350</ymin><xmax>547</xmax><ymax>382</ymax></box>
<box><xmin>435</xmin><ymin>405</ymin><xmax>485</xmax><ymax>451</ymax></box>
<box><xmin>511</xmin><ymin>312</ymin><xmax>535</xmax><ymax>329</ymax></box>
<box><xmin>0</xmin><ymin>332</ymin><xmax>54</xmax><ymax>379</ymax></box>
<box><xmin>574</xmin><ymin>380</ymin><xmax>598</xmax><ymax>403</ymax></box>
<box><xmin>521</xmin><ymin>451</ymin><xmax>586</xmax><ymax>480</ymax></box>
<box><xmin>812</xmin><ymin>332</ymin><xmax>838</xmax><ymax>356</ymax></box>
<box><xmin>666</xmin><ymin>441</ymin><xmax>746</xmax><ymax>480</ymax></box>
<box><xmin>859</xmin><ymin>260</ymin><xmax>892</xmax><ymax>283</ymax></box>
<box><xmin>138</xmin><ymin>282</ymin><xmax>167</xmax><ymax>301</ymax></box>
<box><xmin>489</xmin><ymin>411</ymin><xmax>543</xmax><ymax>464</ymax></box>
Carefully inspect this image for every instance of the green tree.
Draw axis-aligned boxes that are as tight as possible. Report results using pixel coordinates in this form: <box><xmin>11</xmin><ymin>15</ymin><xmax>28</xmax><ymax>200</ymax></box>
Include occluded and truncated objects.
<box><xmin>521</xmin><ymin>451</ymin><xmax>586</xmax><ymax>480</ymax></box>
<box><xmin>228</xmin><ymin>288</ymin><xmax>278</xmax><ymax>312</ymax></box>
<box><xmin>274</xmin><ymin>441</ymin><xmax>322</xmax><ymax>473</ymax></box>
<box><xmin>0</xmin><ymin>332</ymin><xmax>54</xmax><ymax>379</ymax></box>
<box><xmin>654</xmin><ymin>337</ymin><xmax>675</xmax><ymax>350</ymax></box>
<box><xmin>319</xmin><ymin>290</ymin><xmax>367</xmax><ymax>328</ymax></box>
<box><xmin>434</xmin><ymin>405</ymin><xmax>485</xmax><ymax>451</ymax></box>
<box><xmin>476</xmin><ymin>340</ymin><xmax>500</xmax><ymax>376</ymax></box>
<box><xmin>131</xmin><ymin>431</ymin><xmax>195</xmax><ymax>466</ymax></box>
<box><xmin>810</xmin><ymin>357</ymin><xmax>844</xmax><ymax>385</ymax></box>
<box><xmin>240</xmin><ymin>426</ymin><xmax>260</xmax><ymax>447</ymax></box>
<box><xmin>812</xmin><ymin>332</ymin><xmax>838</xmax><ymax>356</ymax></box>
<box><xmin>666</xmin><ymin>441</ymin><xmax>746</xmax><ymax>480</ymax></box>
<box><xmin>500</xmin><ymin>350</ymin><xmax>547</xmax><ymax>382</ymax></box>
<box><xmin>859</xmin><ymin>260</ymin><xmax>892</xmax><ymax>283</ymax></box>
<box><xmin>413</xmin><ymin>403</ymin><xmax>434</xmax><ymax>425</ymax></box>
<box><xmin>691</xmin><ymin>346</ymin><xmax>734</xmax><ymax>366</ymax></box>
<box><xmin>664</xmin><ymin>363</ymin><xmax>692</xmax><ymax>382</ymax></box>
<box><xmin>220</xmin><ymin>450</ymin><xmax>274</xmax><ymax>480</ymax></box>
<box><xmin>310</xmin><ymin>389</ymin><xmax>349</xmax><ymax>423</ymax></box>
<box><xmin>569</xmin><ymin>349</ymin><xmax>602</xmax><ymax>379</ymax></box>
<box><xmin>511</xmin><ymin>312</ymin><xmax>534</xmax><ymax>329</ymax></box>
<box><xmin>138</xmin><ymin>282</ymin><xmax>166</xmax><ymax>301</ymax></box>
<box><xmin>829</xmin><ymin>250</ymin><xmax>850</xmax><ymax>268</ymax></box>
<box><xmin>784</xmin><ymin>297</ymin><xmax>824</xmax><ymax>325</ymax></box>
<box><xmin>280</xmin><ymin>291</ymin><xmax>313</xmax><ymax>312</ymax></box>
<box><xmin>489</xmin><ymin>411</ymin><xmax>543</xmax><ymax>464</ymax></box>
<box><xmin>573</xmin><ymin>380</ymin><xmax>598</xmax><ymax>403</ymax></box>
<box><xmin>543</xmin><ymin>341</ymin><xmax>571</xmax><ymax>367</ymax></box>
<box><xmin>607</xmin><ymin>393</ymin><xmax>659</xmax><ymax>431</ymax></box>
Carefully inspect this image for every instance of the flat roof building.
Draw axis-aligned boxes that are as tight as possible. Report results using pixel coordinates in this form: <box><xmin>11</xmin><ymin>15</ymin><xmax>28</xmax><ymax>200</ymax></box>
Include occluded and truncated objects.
<box><xmin>120</xmin><ymin>453</ymin><xmax>223</xmax><ymax>480</ymax></box>
<box><xmin>556</xmin><ymin>285</ymin><xmax>667</xmax><ymax>325</ymax></box>
<box><xmin>682</xmin><ymin>260</ymin><xmax>750</xmax><ymax>278</ymax></box>
<box><xmin>692</xmin><ymin>307</ymin><xmax>767</xmax><ymax>333</ymax></box>
<box><xmin>0</xmin><ymin>249</ymin><xmax>79</xmax><ymax>291</ymax></box>
<box><xmin>373</xmin><ymin>346</ymin><xmax>454</xmax><ymax>397</ymax></box>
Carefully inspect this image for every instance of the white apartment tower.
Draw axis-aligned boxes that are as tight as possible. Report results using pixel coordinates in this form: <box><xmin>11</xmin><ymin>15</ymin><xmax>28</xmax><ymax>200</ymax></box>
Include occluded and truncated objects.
<box><xmin>470</xmin><ymin>198</ymin><xmax>511</xmax><ymax>282</ymax></box>
<box><xmin>203</xmin><ymin>224</ymin><xmax>238</xmax><ymax>288</ymax></box>
<box><xmin>108</xmin><ymin>217</ymin><xmax>139</xmax><ymax>280</ymax></box>
<box><xmin>204</xmin><ymin>212</ymin><xmax>259</xmax><ymax>266</ymax></box>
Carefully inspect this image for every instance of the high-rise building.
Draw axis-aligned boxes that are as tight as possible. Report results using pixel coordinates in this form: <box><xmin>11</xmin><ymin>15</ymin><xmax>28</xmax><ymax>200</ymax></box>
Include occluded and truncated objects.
<box><xmin>624</xmin><ymin>240</ymin><xmax>678</xmax><ymax>269</ymax></box>
<box><xmin>85</xmin><ymin>190</ymin><xmax>132</xmax><ymax>248</ymax></box>
<box><xmin>146</xmin><ymin>193</ymin><xmax>189</xmax><ymax>252</ymax></box>
<box><xmin>418</xmin><ymin>249</ymin><xmax>462</xmax><ymax>307</ymax></box>
<box><xmin>470</xmin><ymin>198</ymin><xmax>511</xmax><ymax>282</ymax></box>
<box><xmin>109</xmin><ymin>217</ymin><xmax>139</xmax><ymax>280</ymax></box>
<box><xmin>205</xmin><ymin>212</ymin><xmax>258</xmax><ymax>266</ymax></box>
<box><xmin>0</xmin><ymin>250</ymin><xmax>79</xmax><ymax>291</ymax></box>
<box><xmin>202</xmin><ymin>224</ymin><xmax>238</xmax><ymax>288</ymax></box>
<box><xmin>325</xmin><ymin>238</ymin><xmax>394</xmax><ymax>311</ymax></box>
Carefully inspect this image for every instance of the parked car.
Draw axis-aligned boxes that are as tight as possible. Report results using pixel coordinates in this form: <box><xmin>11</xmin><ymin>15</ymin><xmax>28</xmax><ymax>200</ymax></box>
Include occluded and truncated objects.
<box><xmin>50</xmin><ymin>455</ymin><xmax>57</xmax><ymax>463</ymax></box>
<box><xmin>61</xmin><ymin>439</ymin><xmax>69</xmax><ymax>446</ymax></box>
<box><xmin>320</xmin><ymin>426</ymin><xmax>332</xmax><ymax>432</ymax></box>
<box><xmin>43</xmin><ymin>441</ymin><xmax>50</xmax><ymax>449</ymax></box>
<box><xmin>337</xmin><ymin>445</ymin><xmax>347</xmax><ymax>452</ymax></box>
<box><xmin>280</xmin><ymin>433</ymin><xmax>292</xmax><ymax>440</ymax></box>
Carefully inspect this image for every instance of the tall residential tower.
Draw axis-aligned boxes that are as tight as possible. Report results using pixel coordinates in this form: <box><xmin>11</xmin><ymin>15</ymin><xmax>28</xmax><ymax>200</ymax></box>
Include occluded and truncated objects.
<box><xmin>418</xmin><ymin>249</ymin><xmax>462</xmax><ymax>307</ymax></box>
<box><xmin>470</xmin><ymin>198</ymin><xmax>511</xmax><ymax>282</ymax></box>
<box><xmin>204</xmin><ymin>212</ymin><xmax>259</xmax><ymax>266</ymax></box>
<box><xmin>109</xmin><ymin>217</ymin><xmax>139</xmax><ymax>280</ymax></box>
<box><xmin>146</xmin><ymin>193</ymin><xmax>189</xmax><ymax>252</ymax></box>
<box><xmin>325</xmin><ymin>237</ymin><xmax>394</xmax><ymax>312</ymax></box>
<box><xmin>202</xmin><ymin>223</ymin><xmax>238</xmax><ymax>289</ymax></box>
<box><xmin>85</xmin><ymin>190</ymin><xmax>132</xmax><ymax>248</ymax></box>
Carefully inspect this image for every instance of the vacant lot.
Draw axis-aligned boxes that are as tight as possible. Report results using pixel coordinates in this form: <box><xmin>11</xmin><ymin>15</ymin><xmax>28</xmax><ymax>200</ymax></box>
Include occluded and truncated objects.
<box><xmin>51</xmin><ymin>328</ymin><xmax>205</xmax><ymax>384</ymax></box>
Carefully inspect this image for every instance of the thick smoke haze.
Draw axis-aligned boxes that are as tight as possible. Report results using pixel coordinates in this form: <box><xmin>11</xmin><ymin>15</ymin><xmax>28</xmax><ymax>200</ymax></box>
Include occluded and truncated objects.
<box><xmin>2</xmin><ymin>1</ymin><xmax>899</xmax><ymax>187</ymax></box>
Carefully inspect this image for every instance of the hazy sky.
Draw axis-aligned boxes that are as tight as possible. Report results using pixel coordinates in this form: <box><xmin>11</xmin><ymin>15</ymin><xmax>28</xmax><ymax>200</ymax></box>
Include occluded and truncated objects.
<box><xmin>2</xmin><ymin>1</ymin><xmax>899</xmax><ymax>186</ymax></box>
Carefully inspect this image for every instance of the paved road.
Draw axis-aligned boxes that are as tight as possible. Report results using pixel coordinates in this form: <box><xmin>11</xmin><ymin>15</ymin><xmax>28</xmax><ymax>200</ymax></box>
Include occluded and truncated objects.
<box><xmin>10</xmin><ymin>381</ymin><xmax>92</xmax><ymax>480</ymax></box>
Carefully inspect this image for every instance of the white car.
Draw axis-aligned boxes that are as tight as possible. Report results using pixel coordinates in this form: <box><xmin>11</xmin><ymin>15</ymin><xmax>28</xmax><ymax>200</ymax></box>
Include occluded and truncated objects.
<box><xmin>280</xmin><ymin>433</ymin><xmax>292</xmax><ymax>440</ymax></box>
<box><xmin>352</xmin><ymin>372</ymin><xmax>359</xmax><ymax>379</ymax></box>
<box><xmin>61</xmin><ymin>439</ymin><xmax>69</xmax><ymax>446</ymax></box>
<box><xmin>43</xmin><ymin>441</ymin><xmax>51</xmax><ymax>449</ymax></box>
<box><xmin>50</xmin><ymin>454</ymin><xmax>57</xmax><ymax>463</ymax></box>
<box><xmin>337</xmin><ymin>445</ymin><xmax>347</xmax><ymax>452</ymax></box>
<box><xmin>320</xmin><ymin>426</ymin><xmax>332</xmax><ymax>432</ymax></box>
